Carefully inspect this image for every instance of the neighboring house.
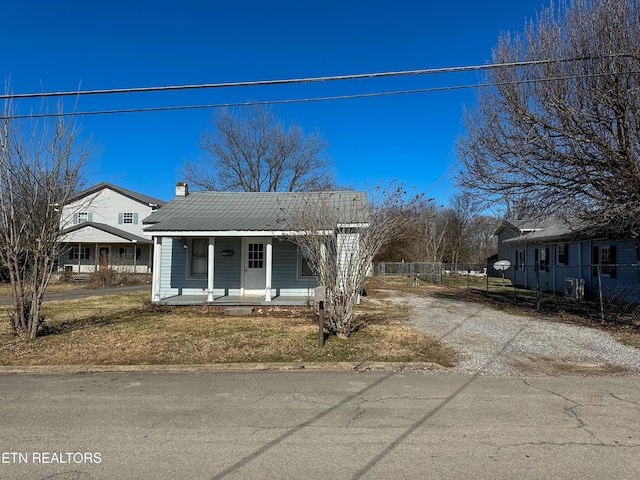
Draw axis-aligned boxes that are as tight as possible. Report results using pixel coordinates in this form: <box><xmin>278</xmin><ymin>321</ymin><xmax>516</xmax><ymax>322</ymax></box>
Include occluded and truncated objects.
<box><xmin>58</xmin><ymin>183</ymin><xmax>166</xmax><ymax>274</ymax></box>
<box><xmin>498</xmin><ymin>219</ymin><xmax>640</xmax><ymax>302</ymax></box>
<box><xmin>493</xmin><ymin>220</ymin><xmax>553</xmax><ymax>280</ymax></box>
<box><xmin>142</xmin><ymin>183</ymin><xmax>369</xmax><ymax>305</ymax></box>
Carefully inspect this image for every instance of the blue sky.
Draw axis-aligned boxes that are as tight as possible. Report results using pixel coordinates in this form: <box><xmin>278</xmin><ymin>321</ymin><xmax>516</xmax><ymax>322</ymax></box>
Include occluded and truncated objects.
<box><xmin>2</xmin><ymin>1</ymin><xmax>548</xmax><ymax>202</ymax></box>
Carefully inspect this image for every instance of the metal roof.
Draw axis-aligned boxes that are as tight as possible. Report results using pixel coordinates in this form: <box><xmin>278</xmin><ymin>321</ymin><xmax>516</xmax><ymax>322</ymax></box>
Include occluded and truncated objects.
<box><xmin>67</xmin><ymin>182</ymin><xmax>166</xmax><ymax>207</ymax></box>
<box><xmin>143</xmin><ymin>191</ymin><xmax>370</xmax><ymax>233</ymax></box>
<box><xmin>60</xmin><ymin>222</ymin><xmax>153</xmax><ymax>244</ymax></box>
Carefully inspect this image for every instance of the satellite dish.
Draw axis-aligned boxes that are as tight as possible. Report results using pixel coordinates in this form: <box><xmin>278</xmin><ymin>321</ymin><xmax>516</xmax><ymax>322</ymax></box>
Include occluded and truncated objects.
<box><xmin>493</xmin><ymin>259</ymin><xmax>511</xmax><ymax>271</ymax></box>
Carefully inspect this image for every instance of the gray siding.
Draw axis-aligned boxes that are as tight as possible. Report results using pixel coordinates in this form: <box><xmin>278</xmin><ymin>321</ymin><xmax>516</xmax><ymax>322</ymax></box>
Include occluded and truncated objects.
<box><xmin>159</xmin><ymin>237</ymin><xmax>315</xmax><ymax>298</ymax></box>
<box><xmin>214</xmin><ymin>238</ymin><xmax>242</xmax><ymax>291</ymax></box>
<box><xmin>272</xmin><ymin>240</ymin><xmax>318</xmax><ymax>293</ymax></box>
<box><xmin>507</xmin><ymin>238</ymin><xmax>640</xmax><ymax>302</ymax></box>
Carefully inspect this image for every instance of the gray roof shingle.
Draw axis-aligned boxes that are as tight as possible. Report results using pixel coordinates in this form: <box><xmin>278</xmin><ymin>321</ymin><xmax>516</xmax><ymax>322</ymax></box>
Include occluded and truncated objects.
<box><xmin>143</xmin><ymin>191</ymin><xmax>369</xmax><ymax>232</ymax></box>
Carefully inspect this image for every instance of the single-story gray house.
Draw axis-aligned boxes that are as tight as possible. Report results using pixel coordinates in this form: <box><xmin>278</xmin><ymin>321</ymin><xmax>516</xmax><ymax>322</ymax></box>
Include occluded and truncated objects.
<box><xmin>498</xmin><ymin>219</ymin><xmax>640</xmax><ymax>302</ymax></box>
<box><xmin>142</xmin><ymin>183</ymin><xmax>370</xmax><ymax>305</ymax></box>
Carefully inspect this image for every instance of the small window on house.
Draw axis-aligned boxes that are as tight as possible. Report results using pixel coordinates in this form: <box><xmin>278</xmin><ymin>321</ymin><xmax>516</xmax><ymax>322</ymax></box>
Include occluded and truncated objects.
<box><xmin>594</xmin><ymin>245</ymin><xmax>617</xmax><ymax>278</ymax></box>
<box><xmin>119</xmin><ymin>247</ymin><xmax>141</xmax><ymax>261</ymax></box>
<box><xmin>118</xmin><ymin>212</ymin><xmax>139</xmax><ymax>225</ymax></box>
<box><xmin>602</xmin><ymin>245</ymin><xmax>617</xmax><ymax>277</ymax></box>
<box><xmin>558</xmin><ymin>244</ymin><xmax>569</xmax><ymax>265</ymax></box>
<box><xmin>69</xmin><ymin>247</ymin><xmax>90</xmax><ymax>260</ymax></box>
<box><xmin>190</xmin><ymin>238</ymin><xmax>208</xmax><ymax>277</ymax></box>
<box><xmin>298</xmin><ymin>248</ymin><xmax>314</xmax><ymax>278</ymax></box>
<box><xmin>247</xmin><ymin>243</ymin><xmax>264</xmax><ymax>269</ymax></box>
<box><xmin>74</xmin><ymin>212</ymin><xmax>92</xmax><ymax>224</ymax></box>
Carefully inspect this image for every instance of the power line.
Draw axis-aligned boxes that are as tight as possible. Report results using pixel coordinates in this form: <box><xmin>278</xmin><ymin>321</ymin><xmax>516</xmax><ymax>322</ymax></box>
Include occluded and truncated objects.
<box><xmin>0</xmin><ymin>54</ymin><xmax>630</xmax><ymax>101</ymax></box>
<box><xmin>2</xmin><ymin>69</ymin><xmax>632</xmax><ymax>120</ymax></box>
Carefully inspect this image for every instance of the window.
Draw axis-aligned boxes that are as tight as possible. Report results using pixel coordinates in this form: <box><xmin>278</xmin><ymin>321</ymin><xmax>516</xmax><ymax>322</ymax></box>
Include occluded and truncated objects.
<box><xmin>558</xmin><ymin>244</ymin><xmax>569</xmax><ymax>265</ymax></box>
<box><xmin>190</xmin><ymin>238</ymin><xmax>208</xmax><ymax>277</ymax></box>
<box><xmin>298</xmin><ymin>248</ymin><xmax>314</xmax><ymax>278</ymax></box>
<box><xmin>602</xmin><ymin>245</ymin><xmax>617</xmax><ymax>278</ymax></box>
<box><xmin>69</xmin><ymin>247</ymin><xmax>90</xmax><ymax>260</ymax></box>
<box><xmin>592</xmin><ymin>245</ymin><xmax>617</xmax><ymax>278</ymax></box>
<box><xmin>118</xmin><ymin>212</ymin><xmax>138</xmax><ymax>225</ymax></box>
<box><xmin>247</xmin><ymin>243</ymin><xmax>264</xmax><ymax>269</ymax></box>
<box><xmin>119</xmin><ymin>247</ymin><xmax>141</xmax><ymax>261</ymax></box>
<box><xmin>74</xmin><ymin>212</ymin><xmax>92</xmax><ymax>224</ymax></box>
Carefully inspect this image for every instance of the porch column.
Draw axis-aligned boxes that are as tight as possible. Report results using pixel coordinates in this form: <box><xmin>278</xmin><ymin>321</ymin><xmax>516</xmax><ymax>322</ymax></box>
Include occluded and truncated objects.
<box><xmin>133</xmin><ymin>240</ymin><xmax>138</xmax><ymax>273</ymax></box>
<box><xmin>265</xmin><ymin>237</ymin><xmax>273</xmax><ymax>302</ymax></box>
<box><xmin>152</xmin><ymin>237</ymin><xmax>162</xmax><ymax>302</ymax></box>
<box><xmin>207</xmin><ymin>237</ymin><xmax>215</xmax><ymax>302</ymax></box>
<box><xmin>94</xmin><ymin>243</ymin><xmax>98</xmax><ymax>272</ymax></box>
<box><xmin>78</xmin><ymin>242</ymin><xmax>82</xmax><ymax>272</ymax></box>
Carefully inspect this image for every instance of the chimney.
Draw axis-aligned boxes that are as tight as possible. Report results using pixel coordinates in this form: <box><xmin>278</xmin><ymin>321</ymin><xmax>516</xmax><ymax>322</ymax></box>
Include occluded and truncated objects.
<box><xmin>176</xmin><ymin>182</ymin><xmax>189</xmax><ymax>197</ymax></box>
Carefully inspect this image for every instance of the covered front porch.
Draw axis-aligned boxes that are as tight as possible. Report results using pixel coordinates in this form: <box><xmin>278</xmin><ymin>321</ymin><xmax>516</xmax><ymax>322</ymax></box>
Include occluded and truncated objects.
<box><xmin>150</xmin><ymin>235</ymin><xmax>317</xmax><ymax>305</ymax></box>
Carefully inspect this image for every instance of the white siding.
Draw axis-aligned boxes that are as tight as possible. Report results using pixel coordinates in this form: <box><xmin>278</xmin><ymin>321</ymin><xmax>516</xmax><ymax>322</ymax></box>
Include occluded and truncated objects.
<box><xmin>61</xmin><ymin>187</ymin><xmax>155</xmax><ymax>239</ymax></box>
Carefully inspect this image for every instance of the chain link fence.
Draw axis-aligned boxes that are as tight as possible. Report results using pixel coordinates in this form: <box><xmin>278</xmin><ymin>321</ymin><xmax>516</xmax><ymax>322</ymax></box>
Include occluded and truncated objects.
<box><xmin>374</xmin><ymin>262</ymin><xmax>640</xmax><ymax>328</ymax></box>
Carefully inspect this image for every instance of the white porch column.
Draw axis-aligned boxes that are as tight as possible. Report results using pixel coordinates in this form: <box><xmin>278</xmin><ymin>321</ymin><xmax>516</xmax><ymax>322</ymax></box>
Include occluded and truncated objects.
<box><xmin>152</xmin><ymin>236</ymin><xmax>162</xmax><ymax>302</ymax></box>
<box><xmin>265</xmin><ymin>237</ymin><xmax>273</xmax><ymax>302</ymax></box>
<box><xmin>207</xmin><ymin>237</ymin><xmax>215</xmax><ymax>302</ymax></box>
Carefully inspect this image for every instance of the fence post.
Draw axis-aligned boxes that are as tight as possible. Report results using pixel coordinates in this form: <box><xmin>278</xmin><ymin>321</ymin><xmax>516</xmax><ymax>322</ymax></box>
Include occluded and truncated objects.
<box><xmin>536</xmin><ymin>265</ymin><xmax>541</xmax><ymax>311</ymax></box>
<box><xmin>597</xmin><ymin>264</ymin><xmax>605</xmax><ymax>323</ymax></box>
<box><xmin>381</xmin><ymin>262</ymin><xmax>385</xmax><ymax>283</ymax></box>
<box><xmin>486</xmin><ymin>262</ymin><xmax>489</xmax><ymax>296</ymax></box>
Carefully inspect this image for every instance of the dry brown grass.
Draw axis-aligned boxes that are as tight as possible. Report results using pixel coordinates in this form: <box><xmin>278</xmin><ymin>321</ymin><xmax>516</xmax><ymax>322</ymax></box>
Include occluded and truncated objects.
<box><xmin>0</xmin><ymin>284</ymin><xmax>457</xmax><ymax>367</ymax></box>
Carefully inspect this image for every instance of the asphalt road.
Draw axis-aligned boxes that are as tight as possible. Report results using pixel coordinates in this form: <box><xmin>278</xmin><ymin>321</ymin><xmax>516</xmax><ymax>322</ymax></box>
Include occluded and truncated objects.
<box><xmin>0</xmin><ymin>285</ymin><xmax>151</xmax><ymax>306</ymax></box>
<box><xmin>0</xmin><ymin>371</ymin><xmax>639</xmax><ymax>479</ymax></box>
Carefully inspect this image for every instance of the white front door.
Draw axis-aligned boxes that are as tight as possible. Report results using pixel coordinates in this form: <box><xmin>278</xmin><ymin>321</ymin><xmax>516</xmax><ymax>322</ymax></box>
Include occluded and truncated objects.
<box><xmin>244</xmin><ymin>239</ymin><xmax>266</xmax><ymax>294</ymax></box>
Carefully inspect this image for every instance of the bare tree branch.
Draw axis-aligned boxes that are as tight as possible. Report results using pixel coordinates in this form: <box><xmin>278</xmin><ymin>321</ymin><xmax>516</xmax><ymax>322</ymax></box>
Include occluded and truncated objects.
<box><xmin>279</xmin><ymin>183</ymin><xmax>420</xmax><ymax>338</ymax></box>
<box><xmin>180</xmin><ymin>105</ymin><xmax>336</xmax><ymax>192</ymax></box>
<box><xmin>457</xmin><ymin>0</ymin><xmax>640</xmax><ymax>236</ymax></box>
<box><xmin>0</xmin><ymin>94</ymin><xmax>93</xmax><ymax>338</ymax></box>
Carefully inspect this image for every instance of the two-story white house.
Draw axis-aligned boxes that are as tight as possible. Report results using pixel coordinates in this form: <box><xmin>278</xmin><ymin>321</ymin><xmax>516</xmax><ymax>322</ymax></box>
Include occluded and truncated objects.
<box><xmin>58</xmin><ymin>183</ymin><xmax>165</xmax><ymax>274</ymax></box>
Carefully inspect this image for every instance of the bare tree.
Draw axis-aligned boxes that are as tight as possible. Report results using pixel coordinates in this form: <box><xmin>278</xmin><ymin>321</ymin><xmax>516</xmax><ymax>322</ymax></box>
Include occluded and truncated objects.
<box><xmin>396</xmin><ymin>200</ymin><xmax>451</xmax><ymax>263</ymax></box>
<box><xmin>280</xmin><ymin>184</ymin><xmax>418</xmax><ymax>338</ymax></box>
<box><xmin>181</xmin><ymin>105</ymin><xmax>335</xmax><ymax>192</ymax></box>
<box><xmin>457</xmin><ymin>0</ymin><xmax>640</xmax><ymax>236</ymax></box>
<box><xmin>0</xmin><ymin>98</ymin><xmax>92</xmax><ymax>338</ymax></box>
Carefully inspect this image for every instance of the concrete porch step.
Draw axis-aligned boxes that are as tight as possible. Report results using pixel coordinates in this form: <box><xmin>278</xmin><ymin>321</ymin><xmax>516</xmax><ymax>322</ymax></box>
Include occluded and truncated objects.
<box><xmin>224</xmin><ymin>307</ymin><xmax>255</xmax><ymax>316</ymax></box>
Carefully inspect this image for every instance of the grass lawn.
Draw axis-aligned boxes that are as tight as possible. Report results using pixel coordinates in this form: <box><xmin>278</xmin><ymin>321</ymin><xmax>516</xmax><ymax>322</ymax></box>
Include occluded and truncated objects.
<box><xmin>0</xmin><ymin>281</ymin><xmax>457</xmax><ymax>367</ymax></box>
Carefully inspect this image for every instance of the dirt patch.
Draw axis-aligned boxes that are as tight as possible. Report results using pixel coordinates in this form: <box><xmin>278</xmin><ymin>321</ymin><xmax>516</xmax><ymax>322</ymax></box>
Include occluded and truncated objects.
<box><xmin>513</xmin><ymin>355</ymin><xmax>630</xmax><ymax>376</ymax></box>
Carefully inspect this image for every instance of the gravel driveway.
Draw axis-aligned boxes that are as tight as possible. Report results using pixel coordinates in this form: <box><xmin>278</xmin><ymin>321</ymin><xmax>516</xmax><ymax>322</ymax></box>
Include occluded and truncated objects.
<box><xmin>397</xmin><ymin>290</ymin><xmax>640</xmax><ymax>376</ymax></box>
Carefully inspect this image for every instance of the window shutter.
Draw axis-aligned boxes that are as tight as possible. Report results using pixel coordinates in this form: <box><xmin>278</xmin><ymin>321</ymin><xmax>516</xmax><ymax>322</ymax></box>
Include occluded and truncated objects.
<box><xmin>118</xmin><ymin>212</ymin><xmax>123</xmax><ymax>224</ymax></box>
<box><xmin>88</xmin><ymin>212</ymin><xmax>93</xmax><ymax>222</ymax></box>
<box><xmin>564</xmin><ymin>244</ymin><xmax>569</xmax><ymax>265</ymax></box>
<box><xmin>69</xmin><ymin>249</ymin><xmax>74</xmax><ymax>260</ymax></box>
<box><xmin>592</xmin><ymin>246</ymin><xmax>599</xmax><ymax>276</ymax></box>
<box><xmin>136</xmin><ymin>248</ymin><xmax>141</xmax><ymax>260</ymax></box>
<box><xmin>73</xmin><ymin>213</ymin><xmax>78</xmax><ymax>225</ymax></box>
<box><xmin>133</xmin><ymin>213</ymin><xmax>139</xmax><ymax>224</ymax></box>
<box><xmin>120</xmin><ymin>248</ymin><xmax>125</xmax><ymax>257</ymax></box>
<box><xmin>85</xmin><ymin>247</ymin><xmax>90</xmax><ymax>259</ymax></box>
